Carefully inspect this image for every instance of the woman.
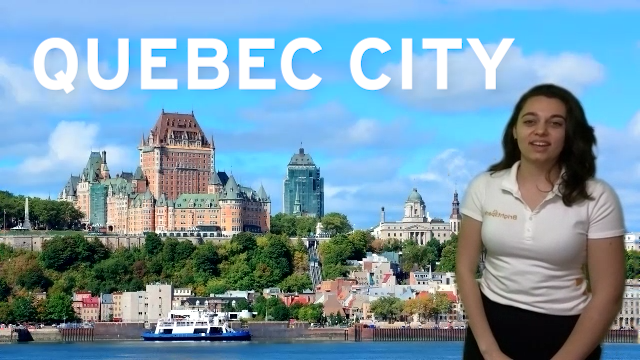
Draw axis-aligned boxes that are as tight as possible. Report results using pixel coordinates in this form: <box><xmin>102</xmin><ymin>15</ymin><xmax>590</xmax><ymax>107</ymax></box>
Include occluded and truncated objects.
<box><xmin>456</xmin><ymin>83</ymin><xmax>626</xmax><ymax>360</ymax></box>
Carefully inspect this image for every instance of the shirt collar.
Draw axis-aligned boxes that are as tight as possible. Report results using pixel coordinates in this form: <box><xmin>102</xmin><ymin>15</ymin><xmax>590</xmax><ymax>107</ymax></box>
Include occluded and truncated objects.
<box><xmin>500</xmin><ymin>160</ymin><xmax>564</xmax><ymax>197</ymax></box>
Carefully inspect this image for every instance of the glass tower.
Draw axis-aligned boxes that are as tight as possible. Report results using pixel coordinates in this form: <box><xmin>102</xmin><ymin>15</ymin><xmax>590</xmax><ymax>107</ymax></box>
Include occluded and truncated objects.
<box><xmin>282</xmin><ymin>147</ymin><xmax>324</xmax><ymax>218</ymax></box>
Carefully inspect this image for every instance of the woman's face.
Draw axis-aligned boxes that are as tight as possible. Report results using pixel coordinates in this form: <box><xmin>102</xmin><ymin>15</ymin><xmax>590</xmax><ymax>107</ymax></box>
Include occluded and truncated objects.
<box><xmin>513</xmin><ymin>96</ymin><xmax>567</xmax><ymax>167</ymax></box>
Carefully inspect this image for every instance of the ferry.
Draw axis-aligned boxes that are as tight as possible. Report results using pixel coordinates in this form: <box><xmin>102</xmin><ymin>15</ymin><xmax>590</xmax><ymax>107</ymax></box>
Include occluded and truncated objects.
<box><xmin>141</xmin><ymin>309</ymin><xmax>251</xmax><ymax>341</ymax></box>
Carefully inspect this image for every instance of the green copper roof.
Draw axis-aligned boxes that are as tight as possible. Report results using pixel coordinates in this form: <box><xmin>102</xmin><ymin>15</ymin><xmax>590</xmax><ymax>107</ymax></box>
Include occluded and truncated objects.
<box><xmin>174</xmin><ymin>193</ymin><xmax>220</xmax><ymax>208</ymax></box>
<box><xmin>407</xmin><ymin>188</ymin><xmax>424</xmax><ymax>203</ymax></box>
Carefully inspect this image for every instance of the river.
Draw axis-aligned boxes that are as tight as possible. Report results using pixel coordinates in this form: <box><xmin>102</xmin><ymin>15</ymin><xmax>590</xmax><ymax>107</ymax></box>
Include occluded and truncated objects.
<box><xmin>1</xmin><ymin>341</ymin><xmax>640</xmax><ymax>359</ymax></box>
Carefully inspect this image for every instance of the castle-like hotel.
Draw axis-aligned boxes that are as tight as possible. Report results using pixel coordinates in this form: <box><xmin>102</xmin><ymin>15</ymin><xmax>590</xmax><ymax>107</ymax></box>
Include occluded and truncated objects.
<box><xmin>57</xmin><ymin>110</ymin><xmax>271</xmax><ymax>236</ymax></box>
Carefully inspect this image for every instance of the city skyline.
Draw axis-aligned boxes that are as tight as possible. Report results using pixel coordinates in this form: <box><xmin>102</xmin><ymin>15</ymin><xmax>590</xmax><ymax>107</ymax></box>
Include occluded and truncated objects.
<box><xmin>0</xmin><ymin>2</ymin><xmax>639</xmax><ymax>231</ymax></box>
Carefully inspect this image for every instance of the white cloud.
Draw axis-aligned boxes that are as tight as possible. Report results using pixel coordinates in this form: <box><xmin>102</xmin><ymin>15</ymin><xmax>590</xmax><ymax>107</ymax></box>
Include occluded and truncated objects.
<box><xmin>0</xmin><ymin>53</ymin><xmax>137</xmax><ymax>116</ymax></box>
<box><xmin>381</xmin><ymin>44</ymin><xmax>605</xmax><ymax>111</ymax></box>
<box><xmin>11</xmin><ymin>121</ymin><xmax>136</xmax><ymax>188</ymax></box>
<box><xmin>213</xmin><ymin>101</ymin><xmax>431</xmax><ymax>154</ymax></box>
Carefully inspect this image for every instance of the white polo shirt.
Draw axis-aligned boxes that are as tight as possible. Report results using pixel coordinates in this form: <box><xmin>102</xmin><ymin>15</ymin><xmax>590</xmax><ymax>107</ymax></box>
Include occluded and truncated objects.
<box><xmin>460</xmin><ymin>161</ymin><xmax>626</xmax><ymax>316</ymax></box>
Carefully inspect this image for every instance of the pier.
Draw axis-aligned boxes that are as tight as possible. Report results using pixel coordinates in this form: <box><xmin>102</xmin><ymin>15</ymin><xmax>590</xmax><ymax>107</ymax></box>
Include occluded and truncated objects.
<box><xmin>350</xmin><ymin>325</ymin><xmax>639</xmax><ymax>344</ymax></box>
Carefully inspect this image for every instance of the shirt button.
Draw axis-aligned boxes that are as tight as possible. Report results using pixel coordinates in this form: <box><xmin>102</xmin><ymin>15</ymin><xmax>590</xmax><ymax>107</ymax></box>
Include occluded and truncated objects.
<box><xmin>529</xmin><ymin>216</ymin><xmax>533</xmax><ymax>220</ymax></box>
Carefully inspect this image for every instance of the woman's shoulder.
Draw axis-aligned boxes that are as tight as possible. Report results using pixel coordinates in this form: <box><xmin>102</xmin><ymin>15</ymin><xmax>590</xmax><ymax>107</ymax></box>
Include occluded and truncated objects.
<box><xmin>585</xmin><ymin>177</ymin><xmax>618</xmax><ymax>196</ymax></box>
<box><xmin>584</xmin><ymin>177</ymin><xmax>621</xmax><ymax>202</ymax></box>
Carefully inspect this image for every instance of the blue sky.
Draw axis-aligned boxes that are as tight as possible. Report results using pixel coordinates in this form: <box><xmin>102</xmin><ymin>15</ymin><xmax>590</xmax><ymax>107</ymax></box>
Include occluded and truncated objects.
<box><xmin>0</xmin><ymin>1</ymin><xmax>639</xmax><ymax>231</ymax></box>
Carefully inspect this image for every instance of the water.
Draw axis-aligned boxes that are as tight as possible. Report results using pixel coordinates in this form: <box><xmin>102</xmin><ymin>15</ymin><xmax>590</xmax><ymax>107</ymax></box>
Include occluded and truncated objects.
<box><xmin>1</xmin><ymin>341</ymin><xmax>640</xmax><ymax>359</ymax></box>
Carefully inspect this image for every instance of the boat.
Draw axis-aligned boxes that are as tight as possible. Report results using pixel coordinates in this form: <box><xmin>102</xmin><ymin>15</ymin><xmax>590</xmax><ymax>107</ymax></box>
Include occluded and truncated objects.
<box><xmin>141</xmin><ymin>309</ymin><xmax>251</xmax><ymax>341</ymax></box>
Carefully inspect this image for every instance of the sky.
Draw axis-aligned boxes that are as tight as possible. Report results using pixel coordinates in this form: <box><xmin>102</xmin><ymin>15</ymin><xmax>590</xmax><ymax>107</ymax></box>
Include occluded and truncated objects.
<box><xmin>0</xmin><ymin>1</ymin><xmax>639</xmax><ymax>231</ymax></box>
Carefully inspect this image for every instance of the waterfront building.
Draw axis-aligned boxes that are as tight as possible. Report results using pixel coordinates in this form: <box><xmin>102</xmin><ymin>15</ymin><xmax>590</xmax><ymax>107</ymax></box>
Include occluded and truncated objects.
<box><xmin>282</xmin><ymin>147</ymin><xmax>324</xmax><ymax>218</ymax></box>
<box><xmin>617</xmin><ymin>279</ymin><xmax>640</xmax><ymax>329</ymax></box>
<box><xmin>57</xmin><ymin>110</ymin><xmax>271</xmax><ymax>236</ymax></box>
<box><xmin>371</xmin><ymin>188</ymin><xmax>460</xmax><ymax>244</ymax></box>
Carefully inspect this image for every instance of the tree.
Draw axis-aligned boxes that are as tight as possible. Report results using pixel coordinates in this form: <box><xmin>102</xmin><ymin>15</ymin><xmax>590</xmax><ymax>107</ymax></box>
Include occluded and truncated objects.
<box><xmin>370</xmin><ymin>296</ymin><xmax>404</xmax><ymax>322</ymax></box>
<box><xmin>320</xmin><ymin>213</ymin><xmax>353</xmax><ymax>235</ymax></box>
<box><xmin>298</xmin><ymin>303</ymin><xmax>324</xmax><ymax>323</ymax></box>
<box><xmin>428</xmin><ymin>292</ymin><xmax>453</xmax><ymax>324</ymax></box>
<box><xmin>269</xmin><ymin>213</ymin><xmax>319</xmax><ymax>237</ymax></box>
<box><xmin>265</xmin><ymin>296</ymin><xmax>290</xmax><ymax>321</ymax></box>
<box><xmin>44</xmin><ymin>292</ymin><xmax>77</xmax><ymax>323</ymax></box>
<box><xmin>279</xmin><ymin>273</ymin><xmax>313</xmax><ymax>293</ymax></box>
<box><xmin>191</xmin><ymin>243</ymin><xmax>221</xmax><ymax>276</ymax></box>
<box><xmin>11</xmin><ymin>296</ymin><xmax>36</xmax><ymax>323</ymax></box>
<box><xmin>233</xmin><ymin>298</ymin><xmax>250</xmax><ymax>311</ymax></box>
<box><xmin>437</xmin><ymin>235</ymin><xmax>458</xmax><ymax>272</ymax></box>
<box><xmin>144</xmin><ymin>233</ymin><xmax>163</xmax><ymax>257</ymax></box>
<box><xmin>404</xmin><ymin>296</ymin><xmax>433</xmax><ymax>322</ymax></box>
<box><xmin>0</xmin><ymin>277</ymin><xmax>11</xmax><ymax>302</ymax></box>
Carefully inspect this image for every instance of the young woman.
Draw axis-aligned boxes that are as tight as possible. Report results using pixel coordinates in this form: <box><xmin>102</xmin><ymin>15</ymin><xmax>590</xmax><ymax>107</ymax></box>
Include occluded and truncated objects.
<box><xmin>456</xmin><ymin>84</ymin><xmax>626</xmax><ymax>360</ymax></box>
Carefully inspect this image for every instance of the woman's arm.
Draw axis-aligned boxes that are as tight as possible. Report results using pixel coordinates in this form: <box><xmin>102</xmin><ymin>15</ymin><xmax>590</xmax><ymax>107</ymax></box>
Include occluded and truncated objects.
<box><xmin>550</xmin><ymin>235</ymin><xmax>625</xmax><ymax>360</ymax></box>
<box><xmin>552</xmin><ymin>181</ymin><xmax>626</xmax><ymax>360</ymax></box>
<box><xmin>456</xmin><ymin>216</ymin><xmax>505</xmax><ymax>358</ymax></box>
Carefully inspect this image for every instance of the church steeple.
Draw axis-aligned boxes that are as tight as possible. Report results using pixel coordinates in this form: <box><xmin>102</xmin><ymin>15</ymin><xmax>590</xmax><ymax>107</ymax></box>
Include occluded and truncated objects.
<box><xmin>449</xmin><ymin>188</ymin><xmax>461</xmax><ymax>234</ymax></box>
<box><xmin>450</xmin><ymin>189</ymin><xmax>460</xmax><ymax>219</ymax></box>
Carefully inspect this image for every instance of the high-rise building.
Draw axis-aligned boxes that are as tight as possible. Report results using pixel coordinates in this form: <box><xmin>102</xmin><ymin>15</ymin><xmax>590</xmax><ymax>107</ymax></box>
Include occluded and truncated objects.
<box><xmin>282</xmin><ymin>147</ymin><xmax>324</xmax><ymax>218</ymax></box>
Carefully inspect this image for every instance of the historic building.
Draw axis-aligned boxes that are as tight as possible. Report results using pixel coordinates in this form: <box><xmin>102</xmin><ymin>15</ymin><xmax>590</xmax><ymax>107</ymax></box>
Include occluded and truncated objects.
<box><xmin>139</xmin><ymin>111</ymin><xmax>214</xmax><ymax>201</ymax></box>
<box><xmin>58</xmin><ymin>110</ymin><xmax>271</xmax><ymax>236</ymax></box>
<box><xmin>282</xmin><ymin>147</ymin><xmax>324</xmax><ymax>218</ymax></box>
<box><xmin>371</xmin><ymin>188</ymin><xmax>461</xmax><ymax>244</ymax></box>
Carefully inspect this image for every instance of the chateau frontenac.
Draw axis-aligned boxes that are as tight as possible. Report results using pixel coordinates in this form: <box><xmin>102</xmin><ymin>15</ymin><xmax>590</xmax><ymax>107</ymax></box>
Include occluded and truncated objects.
<box><xmin>57</xmin><ymin>110</ymin><xmax>271</xmax><ymax>236</ymax></box>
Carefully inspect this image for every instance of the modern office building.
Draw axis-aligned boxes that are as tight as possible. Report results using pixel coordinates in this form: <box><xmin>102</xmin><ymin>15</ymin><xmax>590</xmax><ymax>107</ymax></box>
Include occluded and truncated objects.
<box><xmin>282</xmin><ymin>147</ymin><xmax>324</xmax><ymax>218</ymax></box>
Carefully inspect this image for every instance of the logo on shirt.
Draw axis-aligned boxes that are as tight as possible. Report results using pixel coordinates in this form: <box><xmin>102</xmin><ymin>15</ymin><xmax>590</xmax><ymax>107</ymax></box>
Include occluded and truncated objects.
<box><xmin>484</xmin><ymin>210</ymin><xmax>518</xmax><ymax>220</ymax></box>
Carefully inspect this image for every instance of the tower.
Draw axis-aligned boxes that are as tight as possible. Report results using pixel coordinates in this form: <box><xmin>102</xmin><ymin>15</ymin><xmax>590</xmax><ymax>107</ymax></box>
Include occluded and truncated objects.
<box><xmin>23</xmin><ymin>198</ymin><xmax>31</xmax><ymax>230</ymax></box>
<box><xmin>283</xmin><ymin>147</ymin><xmax>324</xmax><ymax>218</ymax></box>
<box><xmin>138</xmin><ymin>110</ymin><xmax>213</xmax><ymax>200</ymax></box>
<box><xmin>449</xmin><ymin>189</ymin><xmax>461</xmax><ymax>234</ymax></box>
<box><xmin>402</xmin><ymin>188</ymin><xmax>430</xmax><ymax>222</ymax></box>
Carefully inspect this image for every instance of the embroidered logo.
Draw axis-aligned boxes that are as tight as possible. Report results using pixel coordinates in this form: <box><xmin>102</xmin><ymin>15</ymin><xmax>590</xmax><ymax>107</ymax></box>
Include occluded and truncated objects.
<box><xmin>484</xmin><ymin>210</ymin><xmax>517</xmax><ymax>220</ymax></box>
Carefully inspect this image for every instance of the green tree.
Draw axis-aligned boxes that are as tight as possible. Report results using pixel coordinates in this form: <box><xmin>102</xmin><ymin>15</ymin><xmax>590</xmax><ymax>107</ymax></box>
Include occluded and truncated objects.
<box><xmin>437</xmin><ymin>235</ymin><xmax>458</xmax><ymax>273</ymax></box>
<box><xmin>265</xmin><ymin>296</ymin><xmax>290</xmax><ymax>321</ymax></box>
<box><xmin>44</xmin><ymin>292</ymin><xmax>77</xmax><ymax>323</ymax></box>
<box><xmin>0</xmin><ymin>302</ymin><xmax>13</xmax><ymax>323</ymax></box>
<box><xmin>626</xmin><ymin>250</ymin><xmax>640</xmax><ymax>279</ymax></box>
<box><xmin>370</xmin><ymin>296</ymin><xmax>404</xmax><ymax>322</ymax></box>
<box><xmin>144</xmin><ymin>233</ymin><xmax>163</xmax><ymax>257</ymax></box>
<box><xmin>16</xmin><ymin>266</ymin><xmax>51</xmax><ymax>291</ymax></box>
<box><xmin>320</xmin><ymin>212</ymin><xmax>353</xmax><ymax>235</ymax></box>
<box><xmin>298</xmin><ymin>303</ymin><xmax>323</xmax><ymax>323</ymax></box>
<box><xmin>233</xmin><ymin>298</ymin><xmax>250</xmax><ymax>311</ymax></box>
<box><xmin>428</xmin><ymin>292</ymin><xmax>453</xmax><ymax>324</ymax></box>
<box><xmin>0</xmin><ymin>278</ymin><xmax>11</xmax><ymax>302</ymax></box>
<box><xmin>191</xmin><ymin>243</ymin><xmax>220</xmax><ymax>276</ymax></box>
<box><xmin>11</xmin><ymin>296</ymin><xmax>36</xmax><ymax>323</ymax></box>
<box><xmin>279</xmin><ymin>273</ymin><xmax>313</xmax><ymax>293</ymax></box>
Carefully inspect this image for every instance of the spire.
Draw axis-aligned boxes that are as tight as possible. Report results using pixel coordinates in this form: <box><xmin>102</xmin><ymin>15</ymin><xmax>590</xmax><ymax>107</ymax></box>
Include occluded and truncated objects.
<box><xmin>450</xmin><ymin>189</ymin><xmax>460</xmax><ymax>219</ymax></box>
<box><xmin>257</xmin><ymin>183</ymin><xmax>268</xmax><ymax>201</ymax></box>
<box><xmin>294</xmin><ymin>185</ymin><xmax>301</xmax><ymax>215</ymax></box>
<box><xmin>209</xmin><ymin>170</ymin><xmax>222</xmax><ymax>185</ymax></box>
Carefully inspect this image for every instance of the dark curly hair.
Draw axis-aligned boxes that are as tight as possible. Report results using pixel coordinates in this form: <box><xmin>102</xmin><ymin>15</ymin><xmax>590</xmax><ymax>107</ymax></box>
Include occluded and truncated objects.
<box><xmin>488</xmin><ymin>83</ymin><xmax>597</xmax><ymax>206</ymax></box>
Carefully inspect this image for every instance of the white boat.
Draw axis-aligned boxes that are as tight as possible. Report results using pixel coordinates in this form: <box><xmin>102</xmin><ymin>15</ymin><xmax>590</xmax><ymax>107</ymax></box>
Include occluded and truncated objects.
<box><xmin>141</xmin><ymin>309</ymin><xmax>251</xmax><ymax>341</ymax></box>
